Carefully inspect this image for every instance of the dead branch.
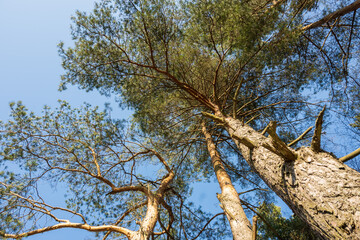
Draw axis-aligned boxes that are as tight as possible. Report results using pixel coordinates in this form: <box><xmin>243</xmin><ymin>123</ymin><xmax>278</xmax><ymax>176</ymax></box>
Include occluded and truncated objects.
<box><xmin>201</xmin><ymin>111</ymin><xmax>225</xmax><ymax>123</ymax></box>
<box><xmin>191</xmin><ymin>213</ymin><xmax>225</xmax><ymax>240</ymax></box>
<box><xmin>252</xmin><ymin>215</ymin><xmax>258</xmax><ymax>240</ymax></box>
<box><xmin>339</xmin><ymin>147</ymin><xmax>360</xmax><ymax>163</ymax></box>
<box><xmin>261</xmin><ymin>123</ymin><xmax>270</xmax><ymax>135</ymax></box>
<box><xmin>266</xmin><ymin>121</ymin><xmax>297</xmax><ymax>161</ymax></box>
<box><xmin>246</xmin><ymin>114</ymin><xmax>261</xmax><ymax>124</ymax></box>
<box><xmin>231</xmin><ymin>134</ymin><xmax>256</xmax><ymax>149</ymax></box>
<box><xmin>287</xmin><ymin>126</ymin><xmax>313</xmax><ymax>147</ymax></box>
<box><xmin>311</xmin><ymin>106</ymin><xmax>326</xmax><ymax>152</ymax></box>
<box><xmin>238</xmin><ymin>188</ymin><xmax>269</xmax><ymax>196</ymax></box>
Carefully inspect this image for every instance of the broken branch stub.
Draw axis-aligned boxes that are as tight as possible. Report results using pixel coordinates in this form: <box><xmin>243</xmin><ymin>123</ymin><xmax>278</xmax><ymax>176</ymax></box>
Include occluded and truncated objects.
<box><xmin>266</xmin><ymin>121</ymin><xmax>297</xmax><ymax>161</ymax></box>
<box><xmin>311</xmin><ymin>106</ymin><xmax>326</xmax><ymax>152</ymax></box>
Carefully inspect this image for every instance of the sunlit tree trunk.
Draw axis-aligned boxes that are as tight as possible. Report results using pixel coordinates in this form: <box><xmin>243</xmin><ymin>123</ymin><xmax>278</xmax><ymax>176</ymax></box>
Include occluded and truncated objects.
<box><xmin>219</xmin><ymin>114</ymin><xmax>360</xmax><ymax>239</ymax></box>
<box><xmin>202</xmin><ymin>122</ymin><xmax>253</xmax><ymax>240</ymax></box>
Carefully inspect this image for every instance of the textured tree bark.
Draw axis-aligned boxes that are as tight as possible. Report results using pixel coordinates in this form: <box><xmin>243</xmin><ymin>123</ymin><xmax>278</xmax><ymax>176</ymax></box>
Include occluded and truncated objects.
<box><xmin>129</xmin><ymin>194</ymin><xmax>159</xmax><ymax>240</ymax></box>
<box><xmin>221</xmin><ymin>115</ymin><xmax>360</xmax><ymax>240</ymax></box>
<box><xmin>202</xmin><ymin>123</ymin><xmax>253</xmax><ymax>240</ymax></box>
<box><xmin>130</xmin><ymin>165</ymin><xmax>175</xmax><ymax>240</ymax></box>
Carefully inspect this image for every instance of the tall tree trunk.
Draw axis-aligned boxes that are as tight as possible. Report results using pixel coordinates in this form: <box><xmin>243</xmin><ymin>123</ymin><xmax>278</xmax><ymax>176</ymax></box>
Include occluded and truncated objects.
<box><xmin>217</xmin><ymin>115</ymin><xmax>360</xmax><ymax>239</ymax></box>
<box><xmin>202</xmin><ymin>122</ymin><xmax>253</xmax><ymax>240</ymax></box>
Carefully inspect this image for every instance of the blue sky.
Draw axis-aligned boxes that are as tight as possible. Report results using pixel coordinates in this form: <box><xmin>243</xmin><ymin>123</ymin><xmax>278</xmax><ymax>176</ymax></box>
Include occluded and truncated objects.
<box><xmin>0</xmin><ymin>1</ymin><xmax>224</xmax><ymax>239</ymax></box>
<box><xmin>0</xmin><ymin>0</ymin><xmax>122</xmax><ymax>119</ymax></box>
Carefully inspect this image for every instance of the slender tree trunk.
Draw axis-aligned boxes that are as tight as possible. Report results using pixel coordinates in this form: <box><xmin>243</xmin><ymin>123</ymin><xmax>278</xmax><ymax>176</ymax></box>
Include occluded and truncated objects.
<box><xmin>202</xmin><ymin>122</ymin><xmax>253</xmax><ymax>240</ymax></box>
<box><xmin>220</xmin><ymin>115</ymin><xmax>360</xmax><ymax>239</ymax></box>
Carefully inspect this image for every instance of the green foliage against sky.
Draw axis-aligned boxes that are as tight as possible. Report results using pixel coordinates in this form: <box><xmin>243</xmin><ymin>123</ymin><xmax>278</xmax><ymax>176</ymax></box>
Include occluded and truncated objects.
<box><xmin>1</xmin><ymin>0</ymin><xmax>360</xmax><ymax>239</ymax></box>
<box><xmin>57</xmin><ymin>0</ymin><xmax>360</xmax><ymax>155</ymax></box>
<box><xmin>59</xmin><ymin>0</ymin><xmax>324</xmax><ymax>128</ymax></box>
<box><xmin>0</xmin><ymin>101</ymin><xmax>232</xmax><ymax>239</ymax></box>
<box><xmin>257</xmin><ymin>203</ymin><xmax>317</xmax><ymax>240</ymax></box>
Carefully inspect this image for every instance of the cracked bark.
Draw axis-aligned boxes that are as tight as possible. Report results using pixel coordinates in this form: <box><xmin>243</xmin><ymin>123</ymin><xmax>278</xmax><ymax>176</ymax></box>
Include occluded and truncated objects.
<box><xmin>202</xmin><ymin>123</ymin><xmax>253</xmax><ymax>240</ymax></box>
<box><xmin>220</xmin><ymin>115</ymin><xmax>360</xmax><ymax>240</ymax></box>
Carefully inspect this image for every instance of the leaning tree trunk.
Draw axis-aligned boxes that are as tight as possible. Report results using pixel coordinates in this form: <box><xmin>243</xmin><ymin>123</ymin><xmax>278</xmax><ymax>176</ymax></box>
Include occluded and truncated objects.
<box><xmin>213</xmin><ymin>114</ymin><xmax>360</xmax><ymax>239</ymax></box>
<box><xmin>202</xmin><ymin>123</ymin><xmax>253</xmax><ymax>240</ymax></box>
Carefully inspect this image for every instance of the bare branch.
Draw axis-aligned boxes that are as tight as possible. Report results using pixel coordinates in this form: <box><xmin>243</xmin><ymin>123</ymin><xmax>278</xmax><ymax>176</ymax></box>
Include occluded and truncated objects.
<box><xmin>201</xmin><ymin>112</ymin><xmax>225</xmax><ymax>123</ymax></box>
<box><xmin>191</xmin><ymin>213</ymin><xmax>225</xmax><ymax>240</ymax></box>
<box><xmin>287</xmin><ymin>126</ymin><xmax>313</xmax><ymax>147</ymax></box>
<box><xmin>238</xmin><ymin>188</ymin><xmax>269</xmax><ymax>196</ymax></box>
<box><xmin>107</xmin><ymin>185</ymin><xmax>148</xmax><ymax>195</ymax></box>
<box><xmin>302</xmin><ymin>1</ymin><xmax>360</xmax><ymax>30</ymax></box>
<box><xmin>311</xmin><ymin>106</ymin><xmax>326</xmax><ymax>152</ymax></box>
<box><xmin>246</xmin><ymin>114</ymin><xmax>261</xmax><ymax>125</ymax></box>
<box><xmin>252</xmin><ymin>215</ymin><xmax>258</xmax><ymax>240</ymax></box>
<box><xmin>261</xmin><ymin>123</ymin><xmax>270</xmax><ymax>135</ymax></box>
<box><xmin>266</xmin><ymin>121</ymin><xmax>297</xmax><ymax>161</ymax></box>
<box><xmin>231</xmin><ymin>134</ymin><xmax>256</xmax><ymax>149</ymax></box>
<box><xmin>1</xmin><ymin>222</ymin><xmax>133</xmax><ymax>239</ymax></box>
<box><xmin>339</xmin><ymin>147</ymin><xmax>360</xmax><ymax>163</ymax></box>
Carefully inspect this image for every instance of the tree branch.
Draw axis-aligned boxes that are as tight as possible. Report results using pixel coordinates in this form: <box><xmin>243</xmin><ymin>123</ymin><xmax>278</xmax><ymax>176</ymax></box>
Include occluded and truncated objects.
<box><xmin>266</xmin><ymin>121</ymin><xmax>297</xmax><ymax>161</ymax></box>
<box><xmin>240</xmin><ymin>200</ymin><xmax>285</xmax><ymax>240</ymax></box>
<box><xmin>287</xmin><ymin>126</ymin><xmax>313</xmax><ymax>147</ymax></box>
<box><xmin>201</xmin><ymin>112</ymin><xmax>225</xmax><ymax>123</ymax></box>
<box><xmin>231</xmin><ymin>134</ymin><xmax>256</xmax><ymax>149</ymax></box>
<box><xmin>252</xmin><ymin>215</ymin><xmax>258</xmax><ymax>240</ymax></box>
<box><xmin>339</xmin><ymin>147</ymin><xmax>360</xmax><ymax>163</ymax></box>
<box><xmin>191</xmin><ymin>213</ymin><xmax>225</xmax><ymax>240</ymax></box>
<box><xmin>1</xmin><ymin>222</ymin><xmax>133</xmax><ymax>239</ymax></box>
<box><xmin>102</xmin><ymin>202</ymin><xmax>147</xmax><ymax>240</ymax></box>
<box><xmin>302</xmin><ymin>0</ymin><xmax>360</xmax><ymax>30</ymax></box>
<box><xmin>106</xmin><ymin>185</ymin><xmax>147</xmax><ymax>195</ymax></box>
<box><xmin>311</xmin><ymin>106</ymin><xmax>326</xmax><ymax>152</ymax></box>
